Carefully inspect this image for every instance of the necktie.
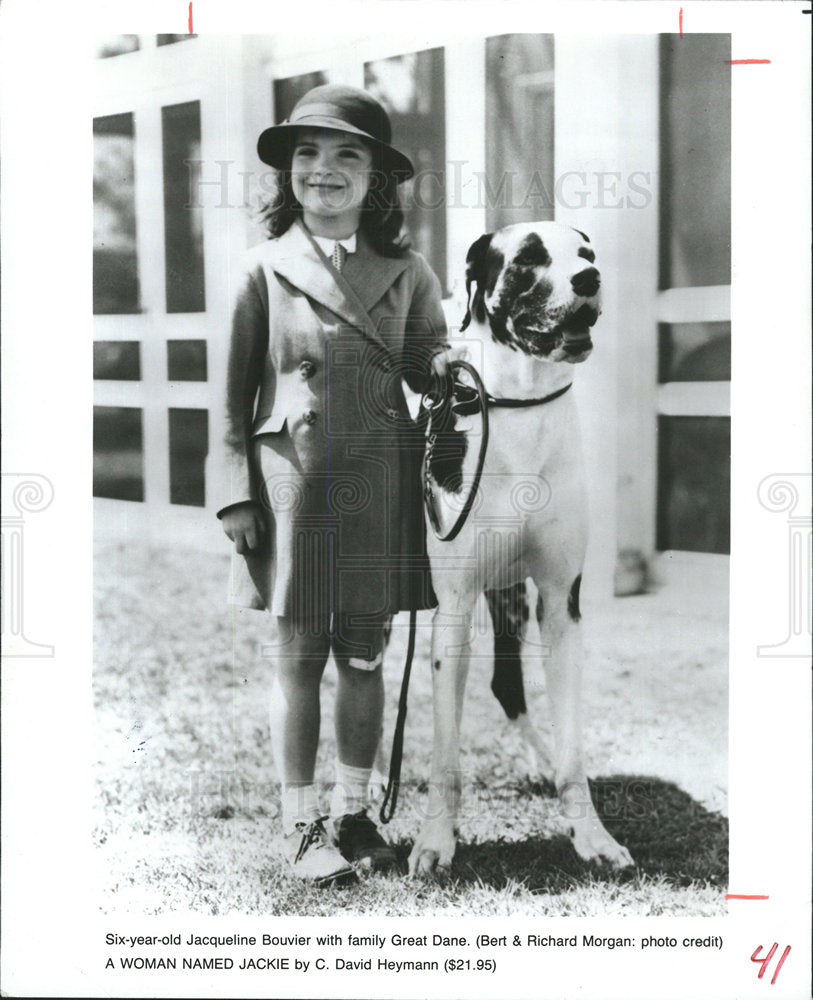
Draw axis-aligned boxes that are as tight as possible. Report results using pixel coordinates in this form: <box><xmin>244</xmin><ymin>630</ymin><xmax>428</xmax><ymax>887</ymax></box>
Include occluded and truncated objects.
<box><xmin>332</xmin><ymin>241</ymin><xmax>347</xmax><ymax>273</ymax></box>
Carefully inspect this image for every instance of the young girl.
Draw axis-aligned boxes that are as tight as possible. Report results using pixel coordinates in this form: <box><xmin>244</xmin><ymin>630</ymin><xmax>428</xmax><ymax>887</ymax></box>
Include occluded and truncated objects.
<box><xmin>215</xmin><ymin>85</ymin><xmax>447</xmax><ymax>884</ymax></box>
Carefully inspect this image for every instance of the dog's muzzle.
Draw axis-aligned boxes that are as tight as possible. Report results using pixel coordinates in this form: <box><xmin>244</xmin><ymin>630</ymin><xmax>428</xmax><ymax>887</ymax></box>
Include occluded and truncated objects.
<box><xmin>508</xmin><ymin>297</ymin><xmax>599</xmax><ymax>362</ymax></box>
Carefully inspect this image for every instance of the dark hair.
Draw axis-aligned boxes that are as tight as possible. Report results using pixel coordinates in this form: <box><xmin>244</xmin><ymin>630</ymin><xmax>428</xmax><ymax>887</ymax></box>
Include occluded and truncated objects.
<box><xmin>257</xmin><ymin>151</ymin><xmax>411</xmax><ymax>258</ymax></box>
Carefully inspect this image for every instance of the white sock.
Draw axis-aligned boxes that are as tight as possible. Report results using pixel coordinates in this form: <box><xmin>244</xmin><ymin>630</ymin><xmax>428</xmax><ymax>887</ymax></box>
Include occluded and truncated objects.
<box><xmin>330</xmin><ymin>761</ymin><xmax>372</xmax><ymax>819</ymax></box>
<box><xmin>280</xmin><ymin>784</ymin><xmax>321</xmax><ymax>833</ymax></box>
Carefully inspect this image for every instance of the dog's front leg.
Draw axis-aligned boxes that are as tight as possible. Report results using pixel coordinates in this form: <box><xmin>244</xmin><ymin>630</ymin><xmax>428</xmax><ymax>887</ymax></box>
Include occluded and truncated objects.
<box><xmin>539</xmin><ymin>587</ymin><xmax>634</xmax><ymax>869</ymax></box>
<box><xmin>408</xmin><ymin>608</ymin><xmax>471</xmax><ymax>877</ymax></box>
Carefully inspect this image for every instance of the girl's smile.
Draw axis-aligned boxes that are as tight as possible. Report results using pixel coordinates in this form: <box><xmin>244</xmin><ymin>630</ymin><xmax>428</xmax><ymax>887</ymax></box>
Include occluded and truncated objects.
<box><xmin>291</xmin><ymin>128</ymin><xmax>374</xmax><ymax>237</ymax></box>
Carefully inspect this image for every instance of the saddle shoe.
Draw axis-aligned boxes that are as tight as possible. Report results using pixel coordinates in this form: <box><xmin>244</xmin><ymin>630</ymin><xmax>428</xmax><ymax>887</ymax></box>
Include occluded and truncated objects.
<box><xmin>281</xmin><ymin>816</ymin><xmax>356</xmax><ymax>886</ymax></box>
<box><xmin>333</xmin><ymin>810</ymin><xmax>398</xmax><ymax>871</ymax></box>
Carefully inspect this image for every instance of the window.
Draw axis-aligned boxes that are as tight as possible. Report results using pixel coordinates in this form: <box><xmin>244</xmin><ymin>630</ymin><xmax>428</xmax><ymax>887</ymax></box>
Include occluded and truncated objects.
<box><xmin>167</xmin><ymin>340</ymin><xmax>207</xmax><ymax>381</ymax></box>
<box><xmin>157</xmin><ymin>35</ymin><xmax>196</xmax><ymax>46</ymax></box>
<box><xmin>658</xmin><ymin>322</ymin><xmax>731</xmax><ymax>383</ymax></box>
<box><xmin>485</xmin><ymin>34</ymin><xmax>555</xmax><ymax>230</ymax></box>
<box><xmin>365</xmin><ymin>49</ymin><xmax>447</xmax><ymax>293</ymax></box>
<box><xmin>162</xmin><ymin>101</ymin><xmax>206</xmax><ymax>313</ymax></box>
<box><xmin>168</xmin><ymin>409</ymin><xmax>208</xmax><ymax>506</ymax></box>
<box><xmin>93</xmin><ymin>342</ymin><xmax>141</xmax><ymax>381</ymax></box>
<box><xmin>273</xmin><ymin>71</ymin><xmax>330</xmax><ymax>122</ymax></box>
<box><xmin>94</xmin><ymin>406</ymin><xmax>144</xmax><ymax>501</ymax></box>
<box><xmin>657</xmin><ymin>417</ymin><xmax>730</xmax><ymax>554</ymax></box>
<box><xmin>93</xmin><ymin>113</ymin><xmax>140</xmax><ymax>314</ymax></box>
<box><xmin>657</xmin><ymin>34</ymin><xmax>731</xmax><ymax>555</ymax></box>
<box><xmin>95</xmin><ymin>36</ymin><xmax>140</xmax><ymax>59</ymax></box>
<box><xmin>660</xmin><ymin>34</ymin><xmax>731</xmax><ymax>289</ymax></box>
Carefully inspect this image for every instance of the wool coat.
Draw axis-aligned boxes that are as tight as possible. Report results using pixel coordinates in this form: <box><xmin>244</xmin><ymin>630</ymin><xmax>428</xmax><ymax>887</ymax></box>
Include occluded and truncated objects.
<box><xmin>212</xmin><ymin>219</ymin><xmax>447</xmax><ymax>619</ymax></box>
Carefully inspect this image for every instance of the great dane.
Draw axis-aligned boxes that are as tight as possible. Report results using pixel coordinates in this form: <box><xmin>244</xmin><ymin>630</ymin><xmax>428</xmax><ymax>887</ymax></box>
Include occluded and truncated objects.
<box><xmin>408</xmin><ymin>221</ymin><xmax>634</xmax><ymax>876</ymax></box>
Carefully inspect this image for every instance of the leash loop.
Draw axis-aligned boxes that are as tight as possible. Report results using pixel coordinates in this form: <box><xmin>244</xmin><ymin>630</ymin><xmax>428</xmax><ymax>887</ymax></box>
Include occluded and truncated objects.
<box><xmin>422</xmin><ymin>360</ymin><xmax>490</xmax><ymax>543</ymax></box>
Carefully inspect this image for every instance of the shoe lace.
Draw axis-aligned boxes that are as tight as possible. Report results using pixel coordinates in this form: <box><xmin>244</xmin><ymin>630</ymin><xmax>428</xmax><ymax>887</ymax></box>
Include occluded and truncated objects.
<box><xmin>293</xmin><ymin>816</ymin><xmax>329</xmax><ymax>864</ymax></box>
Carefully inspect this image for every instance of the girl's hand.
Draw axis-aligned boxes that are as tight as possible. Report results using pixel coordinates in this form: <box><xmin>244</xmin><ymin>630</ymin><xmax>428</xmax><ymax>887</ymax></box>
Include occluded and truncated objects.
<box><xmin>221</xmin><ymin>502</ymin><xmax>267</xmax><ymax>554</ymax></box>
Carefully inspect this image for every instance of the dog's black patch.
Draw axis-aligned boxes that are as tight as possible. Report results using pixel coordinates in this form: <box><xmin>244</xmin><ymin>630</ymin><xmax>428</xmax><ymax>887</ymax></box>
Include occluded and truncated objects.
<box><xmin>572</xmin><ymin>228</ymin><xmax>590</xmax><ymax>243</ymax></box>
<box><xmin>428</xmin><ymin>422</ymin><xmax>468</xmax><ymax>493</ymax></box>
<box><xmin>513</xmin><ymin>232</ymin><xmax>551</xmax><ymax>268</ymax></box>
<box><xmin>461</xmin><ymin>233</ymin><xmax>501</xmax><ymax>331</ymax></box>
<box><xmin>578</xmin><ymin>246</ymin><xmax>596</xmax><ymax>264</ymax></box>
<box><xmin>489</xmin><ymin>268</ymin><xmax>552</xmax><ymax>351</ymax></box>
<box><xmin>433</xmin><ymin>659</ymin><xmax>441</xmax><ymax>672</ymax></box>
<box><xmin>486</xmin><ymin>582</ymin><xmax>529</xmax><ymax>720</ymax></box>
<box><xmin>483</xmin><ymin>246</ymin><xmax>504</xmax><ymax>297</ymax></box>
<box><xmin>567</xmin><ymin>574</ymin><xmax>582</xmax><ymax>622</ymax></box>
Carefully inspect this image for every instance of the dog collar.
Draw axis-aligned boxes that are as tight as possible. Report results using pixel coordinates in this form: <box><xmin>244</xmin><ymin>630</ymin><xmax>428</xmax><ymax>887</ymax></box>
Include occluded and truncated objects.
<box><xmin>451</xmin><ymin>380</ymin><xmax>572</xmax><ymax>416</ymax></box>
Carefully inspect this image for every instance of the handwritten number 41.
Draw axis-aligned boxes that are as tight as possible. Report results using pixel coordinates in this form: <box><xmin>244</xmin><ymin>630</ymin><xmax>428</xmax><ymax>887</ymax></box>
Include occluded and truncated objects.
<box><xmin>751</xmin><ymin>943</ymin><xmax>791</xmax><ymax>985</ymax></box>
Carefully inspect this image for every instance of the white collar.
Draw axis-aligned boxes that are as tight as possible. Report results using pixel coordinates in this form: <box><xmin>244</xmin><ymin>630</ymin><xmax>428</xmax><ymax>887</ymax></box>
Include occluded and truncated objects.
<box><xmin>311</xmin><ymin>232</ymin><xmax>357</xmax><ymax>256</ymax></box>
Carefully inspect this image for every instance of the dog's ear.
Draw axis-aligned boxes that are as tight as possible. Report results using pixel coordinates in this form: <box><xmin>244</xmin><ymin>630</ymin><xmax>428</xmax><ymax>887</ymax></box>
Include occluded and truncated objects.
<box><xmin>461</xmin><ymin>232</ymin><xmax>494</xmax><ymax>331</ymax></box>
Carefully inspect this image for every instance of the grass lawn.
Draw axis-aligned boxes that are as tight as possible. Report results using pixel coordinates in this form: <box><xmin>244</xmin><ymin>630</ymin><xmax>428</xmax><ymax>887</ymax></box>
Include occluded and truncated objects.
<box><xmin>94</xmin><ymin>543</ymin><xmax>728</xmax><ymax>917</ymax></box>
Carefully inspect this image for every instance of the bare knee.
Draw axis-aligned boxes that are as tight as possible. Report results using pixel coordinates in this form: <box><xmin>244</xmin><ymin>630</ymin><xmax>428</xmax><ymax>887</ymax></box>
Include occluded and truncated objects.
<box><xmin>335</xmin><ymin>655</ymin><xmax>383</xmax><ymax>684</ymax></box>
<box><xmin>332</xmin><ymin>613</ymin><xmax>388</xmax><ymax>678</ymax></box>
<box><xmin>267</xmin><ymin>619</ymin><xmax>330</xmax><ymax>689</ymax></box>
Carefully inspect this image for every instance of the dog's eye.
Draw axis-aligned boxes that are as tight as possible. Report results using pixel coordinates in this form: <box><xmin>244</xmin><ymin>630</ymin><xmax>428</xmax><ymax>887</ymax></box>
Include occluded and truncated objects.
<box><xmin>512</xmin><ymin>268</ymin><xmax>536</xmax><ymax>295</ymax></box>
<box><xmin>513</xmin><ymin>233</ymin><xmax>552</xmax><ymax>269</ymax></box>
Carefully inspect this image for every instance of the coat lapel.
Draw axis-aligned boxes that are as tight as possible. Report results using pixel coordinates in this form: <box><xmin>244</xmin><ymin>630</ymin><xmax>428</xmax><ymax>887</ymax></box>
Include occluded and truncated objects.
<box><xmin>342</xmin><ymin>230</ymin><xmax>409</xmax><ymax>315</ymax></box>
<box><xmin>268</xmin><ymin>220</ymin><xmax>367</xmax><ymax>331</ymax></box>
<box><xmin>268</xmin><ymin>220</ymin><xmax>406</xmax><ymax>352</ymax></box>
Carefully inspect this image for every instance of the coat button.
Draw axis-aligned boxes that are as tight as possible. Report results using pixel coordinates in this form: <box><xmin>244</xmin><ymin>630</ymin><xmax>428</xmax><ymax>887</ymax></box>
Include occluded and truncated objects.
<box><xmin>380</xmin><ymin>358</ymin><xmax>392</xmax><ymax>373</ymax></box>
<box><xmin>299</xmin><ymin>360</ymin><xmax>315</xmax><ymax>379</ymax></box>
<box><xmin>302</xmin><ymin>409</ymin><xmax>317</xmax><ymax>425</ymax></box>
<box><xmin>386</xmin><ymin>408</ymin><xmax>399</xmax><ymax>421</ymax></box>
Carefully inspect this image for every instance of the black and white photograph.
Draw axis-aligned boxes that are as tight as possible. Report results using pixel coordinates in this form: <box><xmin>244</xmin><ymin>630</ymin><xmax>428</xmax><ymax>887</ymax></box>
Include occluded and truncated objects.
<box><xmin>1</xmin><ymin>2</ymin><xmax>810</xmax><ymax>998</ymax></box>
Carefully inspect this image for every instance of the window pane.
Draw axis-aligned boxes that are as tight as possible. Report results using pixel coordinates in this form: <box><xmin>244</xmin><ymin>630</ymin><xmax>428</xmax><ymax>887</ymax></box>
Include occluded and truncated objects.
<box><xmin>658</xmin><ymin>321</ymin><xmax>731</xmax><ymax>382</ymax></box>
<box><xmin>169</xmin><ymin>408</ymin><xmax>208</xmax><ymax>506</ymax></box>
<box><xmin>94</xmin><ymin>406</ymin><xmax>144</xmax><ymax>501</ymax></box>
<box><xmin>486</xmin><ymin>34</ymin><xmax>555</xmax><ymax>230</ymax></box>
<box><xmin>93</xmin><ymin>341</ymin><xmax>141</xmax><ymax>380</ymax></box>
<box><xmin>657</xmin><ymin>416</ymin><xmax>730</xmax><ymax>554</ymax></box>
<box><xmin>660</xmin><ymin>34</ymin><xmax>731</xmax><ymax>289</ymax></box>
<box><xmin>93</xmin><ymin>113</ymin><xmax>140</xmax><ymax>314</ymax></box>
<box><xmin>157</xmin><ymin>34</ymin><xmax>196</xmax><ymax>46</ymax></box>
<box><xmin>167</xmin><ymin>340</ymin><xmax>207</xmax><ymax>381</ymax></box>
<box><xmin>365</xmin><ymin>49</ymin><xmax>448</xmax><ymax>294</ymax></box>
<box><xmin>273</xmin><ymin>71</ymin><xmax>329</xmax><ymax>122</ymax></box>
<box><xmin>162</xmin><ymin>101</ymin><xmax>206</xmax><ymax>313</ymax></box>
<box><xmin>96</xmin><ymin>36</ymin><xmax>140</xmax><ymax>59</ymax></box>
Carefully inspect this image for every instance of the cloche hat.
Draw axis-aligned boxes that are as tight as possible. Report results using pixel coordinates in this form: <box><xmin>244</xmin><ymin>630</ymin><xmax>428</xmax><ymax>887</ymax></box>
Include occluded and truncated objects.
<box><xmin>257</xmin><ymin>84</ymin><xmax>414</xmax><ymax>182</ymax></box>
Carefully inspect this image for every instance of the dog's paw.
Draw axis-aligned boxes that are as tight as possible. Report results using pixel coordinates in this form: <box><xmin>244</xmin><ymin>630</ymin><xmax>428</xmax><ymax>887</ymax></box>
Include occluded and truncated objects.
<box><xmin>568</xmin><ymin>816</ymin><xmax>634</xmax><ymax>869</ymax></box>
<box><xmin>408</xmin><ymin>821</ymin><xmax>458</xmax><ymax>878</ymax></box>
